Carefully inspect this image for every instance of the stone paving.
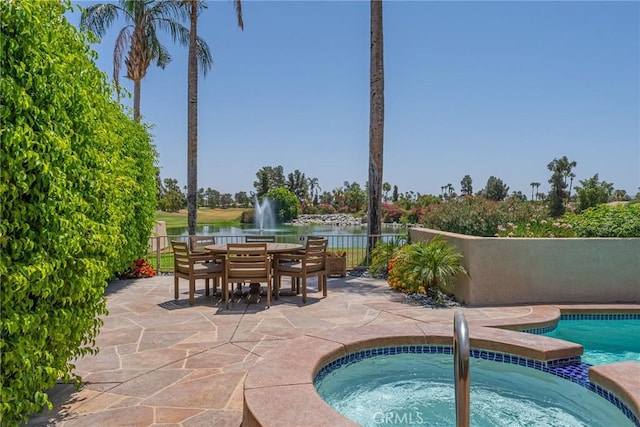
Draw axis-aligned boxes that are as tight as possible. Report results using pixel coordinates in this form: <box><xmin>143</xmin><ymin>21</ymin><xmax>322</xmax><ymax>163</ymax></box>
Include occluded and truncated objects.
<box><xmin>28</xmin><ymin>274</ymin><xmax>572</xmax><ymax>427</ymax></box>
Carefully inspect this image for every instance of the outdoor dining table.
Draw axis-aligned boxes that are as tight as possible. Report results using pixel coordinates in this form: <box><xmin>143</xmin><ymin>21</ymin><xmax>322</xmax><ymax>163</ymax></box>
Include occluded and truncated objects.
<box><xmin>204</xmin><ymin>242</ymin><xmax>303</xmax><ymax>257</ymax></box>
<box><xmin>205</xmin><ymin>242</ymin><xmax>303</xmax><ymax>302</ymax></box>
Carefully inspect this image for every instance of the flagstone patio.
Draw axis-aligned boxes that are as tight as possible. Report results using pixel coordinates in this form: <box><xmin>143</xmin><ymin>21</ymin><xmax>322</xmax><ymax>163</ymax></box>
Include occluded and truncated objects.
<box><xmin>26</xmin><ymin>274</ymin><xmax>634</xmax><ymax>426</ymax></box>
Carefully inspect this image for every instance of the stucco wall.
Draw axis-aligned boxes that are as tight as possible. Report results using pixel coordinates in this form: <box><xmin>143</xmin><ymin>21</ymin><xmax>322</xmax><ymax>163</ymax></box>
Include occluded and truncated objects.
<box><xmin>409</xmin><ymin>228</ymin><xmax>640</xmax><ymax>306</ymax></box>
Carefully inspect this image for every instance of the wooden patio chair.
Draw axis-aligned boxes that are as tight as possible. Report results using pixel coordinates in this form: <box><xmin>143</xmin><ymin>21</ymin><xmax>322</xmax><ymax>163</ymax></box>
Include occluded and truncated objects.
<box><xmin>189</xmin><ymin>235</ymin><xmax>216</xmax><ymax>254</ymax></box>
<box><xmin>223</xmin><ymin>243</ymin><xmax>272</xmax><ymax>309</ymax></box>
<box><xmin>172</xmin><ymin>241</ymin><xmax>223</xmax><ymax>305</ymax></box>
<box><xmin>274</xmin><ymin>237</ymin><xmax>328</xmax><ymax>303</ymax></box>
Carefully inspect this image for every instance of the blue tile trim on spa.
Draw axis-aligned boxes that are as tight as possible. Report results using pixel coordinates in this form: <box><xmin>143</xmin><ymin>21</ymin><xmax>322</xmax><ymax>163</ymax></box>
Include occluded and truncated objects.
<box><xmin>313</xmin><ymin>345</ymin><xmax>639</xmax><ymax>427</ymax></box>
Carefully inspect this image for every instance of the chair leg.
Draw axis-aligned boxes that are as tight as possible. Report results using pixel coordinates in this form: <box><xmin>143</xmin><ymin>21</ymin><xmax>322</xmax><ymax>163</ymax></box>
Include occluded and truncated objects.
<box><xmin>266</xmin><ymin>280</ymin><xmax>271</xmax><ymax>309</ymax></box>
<box><xmin>225</xmin><ymin>282</ymin><xmax>229</xmax><ymax>309</ymax></box>
<box><xmin>205</xmin><ymin>278</ymin><xmax>210</xmax><ymax>296</ymax></box>
<box><xmin>301</xmin><ymin>277</ymin><xmax>307</xmax><ymax>304</ymax></box>
<box><xmin>189</xmin><ymin>278</ymin><xmax>195</xmax><ymax>305</ymax></box>
<box><xmin>174</xmin><ymin>276</ymin><xmax>179</xmax><ymax>300</ymax></box>
<box><xmin>322</xmin><ymin>274</ymin><xmax>327</xmax><ymax>297</ymax></box>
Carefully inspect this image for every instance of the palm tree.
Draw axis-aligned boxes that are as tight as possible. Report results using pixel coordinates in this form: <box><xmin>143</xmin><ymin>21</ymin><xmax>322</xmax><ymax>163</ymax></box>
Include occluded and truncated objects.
<box><xmin>183</xmin><ymin>0</ymin><xmax>242</xmax><ymax>235</ymax></box>
<box><xmin>308</xmin><ymin>177</ymin><xmax>320</xmax><ymax>205</ymax></box>
<box><xmin>367</xmin><ymin>0</ymin><xmax>384</xmax><ymax>261</ymax></box>
<box><xmin>530</xmin><ymin>181</ymin><xmax>540</xmax><ymax>202</ymax></box>
<box><xmin>81</xmin><ymin>0</ymin><xmax>198</xmax><ymax>121</ymax></box>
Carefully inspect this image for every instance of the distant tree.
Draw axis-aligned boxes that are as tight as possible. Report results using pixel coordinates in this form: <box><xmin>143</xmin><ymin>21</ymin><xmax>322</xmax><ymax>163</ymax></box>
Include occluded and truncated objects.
<box><xmin>235</xmin><ymin>191</ymin><xmax>250</xmax><ymax>207</ymax></box>
<box><xmin>264</xmin><ymin>188</ymin><xmax>300</xmax><ymax>222</ymax></box>
<box><xmin>204</xmin><ymin>187</ymin><xmax>220</xmax><ymax>208</ymax></box>
<box><xmin>308</xmin><ymin>177</ymin><xmax>321</xmax><ymax>205</ymax></box>
<box><xmin>566</xmin><ymin>172</ymin><xmax>576</xmax><ymax>204</ymax></box>
<box><xmin>254</xmin><ymin>165</ymin><xmax>285</xmax><ymax>197</ymax></box>
<box><xmin>158</xmin><ymin>178</ymin><xmax>186</xmax><ymax>211</ymax></box>
<box><xmin>319</xmin><ymin>191</ymin><xmax>333</xmax><ymax>205</ymax></box>
<box><xmin>509</xmin><ymin>191</ymin><xmax>527</xmax><ymax>202</ymax></box>
<box><xmin>392</xmin><ymin>185</ymin><xmax>399</xmax><ymax>203</ymax></box>
<box><xmin>612</xmin><ymin>189</ymin><xmax>630</xmax><ymax>202</ymax></box>
<box><xmin>344</xmin><ymin>181</ymin><xmax>367</xmax><ymax>212</ymax></box>
<box><xmin>446</xmin><ymin>183</ymin><xmax>454</xmax><ymax>198</ymax></box>
<box><xmin>484</xmin><ymin>176</ymin><xmax>509</xmax><ymax>201</ymax></box>
<box><xmin>286</xmin><ymin>169</ymin><xmax>308</xmax><ymax>202</ymax></box>
<box><xmin>547</xmin><ymin>156</ymin><xmax>576</xmax><ymax>217</ymax></box>
<box><xmin>197</xmin><ymin>188</ymin><xmax>205</xmax><ymax>207</ymax></box>
<box><xmin>220</xmin><ymin>193</ymin><xmax>234</xmax><ymax>207</ymax></box>
<box><xmin>574</xmin><ymin>174</ymin><xmax>613</xmax><ymax>212</ymax></box>
<box><xmin>383</xmin><ymin>182</ymin><xmax>391</xmax><ymax>202</ymax></box>
<box><xmin>530</xmin><ymin>181</ymin><xmax>540</xmax><ymax>202</ymax></box>
<box><xmin>460</xmin><ymin>175</ymin><xmax>473</xmax><ymax>196</ymax></box>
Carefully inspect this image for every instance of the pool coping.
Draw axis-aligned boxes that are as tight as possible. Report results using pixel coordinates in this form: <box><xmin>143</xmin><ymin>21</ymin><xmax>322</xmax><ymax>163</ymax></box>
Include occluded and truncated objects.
<box><xmin>243</xmin><ymin>306</ymin><xmax>640</xmax><ymax>427</ymax></box>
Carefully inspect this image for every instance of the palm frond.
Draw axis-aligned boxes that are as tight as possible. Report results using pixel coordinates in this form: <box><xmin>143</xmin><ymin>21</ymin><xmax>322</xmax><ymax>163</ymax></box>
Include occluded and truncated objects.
<box><xmin>233</xmin><ymin>0</ymin><xmax>244</xmax><ymax>30</ymax></box>
<box><xmin>196</xmin><ymin>37</ymin><xmax>213</xmax><ymax>75</ymax></box>
<box><xmin>113</xmin><ymin>26</ymin><xmax>132</xmax><ymax>88</ymax></box>
<box><xmin>80</xmin><ymin>3</ymin><xmax>121</xmax><ymax>37</ymax></box>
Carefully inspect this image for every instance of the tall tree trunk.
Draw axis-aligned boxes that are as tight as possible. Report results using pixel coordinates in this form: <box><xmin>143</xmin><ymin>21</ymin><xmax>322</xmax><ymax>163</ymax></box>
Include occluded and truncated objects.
<box><xmin>133</xmin><ymin>78</ymin><xmax>141</xmax><ymax>121</ymax></box>
<box><xmin>187</xmin><ymin>0</ymin><xmax>198</xmax><ymax>236</ymax></box>
<box><xmin>367</xmin><ymin>0</ymin><xmax>384</xmax><ymax>261</ymax></box>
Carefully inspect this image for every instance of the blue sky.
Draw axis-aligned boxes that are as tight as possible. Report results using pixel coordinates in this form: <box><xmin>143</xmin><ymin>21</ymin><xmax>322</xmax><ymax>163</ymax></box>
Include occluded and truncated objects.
<box><xmin>68</xmin><ymin>1</ymin><xmax>640</xmax><ymax>198</ymax></box>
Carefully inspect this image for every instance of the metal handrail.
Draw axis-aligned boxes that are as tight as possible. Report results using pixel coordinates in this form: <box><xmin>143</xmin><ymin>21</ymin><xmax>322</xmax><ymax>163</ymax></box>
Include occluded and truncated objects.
<box><xmin>453</xmin><ymin>310</ymin><xmax>470</xmax><ymax>427</ymax></box>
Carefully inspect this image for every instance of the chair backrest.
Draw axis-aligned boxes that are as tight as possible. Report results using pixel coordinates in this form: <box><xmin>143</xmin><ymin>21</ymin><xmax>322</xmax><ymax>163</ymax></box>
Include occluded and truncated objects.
<box><xmin>304</xmin><ymin>237</ymin><xmax>328</xmax><ymax>269</ymax></box>
<box><xmin>245</xmin><ymin>235</ymin><xmax>276</xmax><ymax>243</ymax></box>
<box><xmin>189</xmin><ymin>235</ymin><xmax>215</xmax><ymax>253</ymax></box>
<box><xmin>171</xmin><ymin>241</ymin><xmax>191</xmax><ymax>272</ymax></box>
<box><xmin>225</xmin><ymin>243</ymin><xmax>271</xmax><ymax>281</ymax></box>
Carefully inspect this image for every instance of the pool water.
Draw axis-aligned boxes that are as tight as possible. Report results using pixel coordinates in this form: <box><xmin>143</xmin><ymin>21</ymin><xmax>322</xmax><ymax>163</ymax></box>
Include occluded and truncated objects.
<box><xmin>315</xmin><ymin>353</ymin><xmax>633</xmax><ymax>427</ymax></box>
<box><xmin>542</xmin><ymin>319</ymin><xmax>640</xmax><ymax>365</ymax></box>
<box><xmin>316</xmin><ymin>354</ymin><xmax>633</xmax><ymax>427</ymax></box>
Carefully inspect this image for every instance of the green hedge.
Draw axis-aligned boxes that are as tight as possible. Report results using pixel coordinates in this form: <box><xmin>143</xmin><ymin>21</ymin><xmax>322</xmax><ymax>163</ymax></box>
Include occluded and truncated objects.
<box><xmin>567</xmin><ymin>204</ymin><xmax>640</xmax><ymax>237</ymax></box>
<box><xmin>0</xmin><ymin>1</ymin><xmax>157</xmax><ymax>424</ymax></box>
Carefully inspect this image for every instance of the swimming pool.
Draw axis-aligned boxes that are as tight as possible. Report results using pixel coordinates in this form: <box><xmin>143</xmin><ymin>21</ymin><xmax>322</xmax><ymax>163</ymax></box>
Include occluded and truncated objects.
<box><xmin>539</xmin><ymin>314</ymin><xmax>640</xmax><ymax>365</ymax></box>
<box><xmin>315</xmin><ymin>349</ymin><xmax>634</xmax><ymax>426</ymax></box>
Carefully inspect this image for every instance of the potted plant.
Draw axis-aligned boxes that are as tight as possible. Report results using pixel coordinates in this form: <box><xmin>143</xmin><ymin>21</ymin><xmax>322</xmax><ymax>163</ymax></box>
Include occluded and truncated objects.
<box><xmin>326</xmin><ymin>250</ymin><xmax>347</xmax><ymax>277</ymax></box>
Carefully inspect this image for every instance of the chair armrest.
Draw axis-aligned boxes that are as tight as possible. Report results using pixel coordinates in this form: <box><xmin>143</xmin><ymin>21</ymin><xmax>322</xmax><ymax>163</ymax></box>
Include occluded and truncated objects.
<box><xmin>278</xmin><ymin>253</ymin><xmax>304</xmax><ymax>262</ymax></box>
<box><xmin>188</xmin><ymin>253</ymin><xmax>215</xmax><ymax>264</ymax></box>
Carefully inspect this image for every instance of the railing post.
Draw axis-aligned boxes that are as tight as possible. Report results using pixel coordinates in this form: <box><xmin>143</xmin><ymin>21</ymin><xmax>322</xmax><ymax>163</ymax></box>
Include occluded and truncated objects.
<box><xmin>155</xmin><ymin>236</ymin><xmax>161</xmax><ymax>272</ymax></box>
<box><xmin>453</xmin><ymin>310</ymin><xmax>470</xmax><ymax>427</ymax></box>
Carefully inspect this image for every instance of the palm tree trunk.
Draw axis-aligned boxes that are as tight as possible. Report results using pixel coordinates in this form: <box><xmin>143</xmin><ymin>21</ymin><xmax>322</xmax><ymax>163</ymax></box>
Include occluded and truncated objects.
<box><xmin>187</xmin><ymin>0</ymin><xmax>198</xmax><ymax>236</ymax></box>
<box><xmin>367</xmin><ymin>0</ymin><xmax>384</xmax><ymax>261</ymax></box>
<box><xmin>133</xmin><ymin>78</ymin><xmax>141</xmax><ymax>121</ymax></box>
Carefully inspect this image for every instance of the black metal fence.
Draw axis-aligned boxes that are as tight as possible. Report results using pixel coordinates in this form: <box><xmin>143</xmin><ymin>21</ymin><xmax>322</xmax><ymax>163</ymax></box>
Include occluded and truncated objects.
<box><xmin>147</xmin><ymin>233</ymin><xmax>404</xmax><ymax>273</ymax></box>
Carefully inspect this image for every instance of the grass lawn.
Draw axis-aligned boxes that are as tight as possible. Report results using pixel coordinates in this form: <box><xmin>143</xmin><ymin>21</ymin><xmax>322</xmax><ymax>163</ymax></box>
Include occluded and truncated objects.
<box><xmin>155</xmin><ymin>208</ymin><xmax>245</xmax><ymax>228</ymax></box>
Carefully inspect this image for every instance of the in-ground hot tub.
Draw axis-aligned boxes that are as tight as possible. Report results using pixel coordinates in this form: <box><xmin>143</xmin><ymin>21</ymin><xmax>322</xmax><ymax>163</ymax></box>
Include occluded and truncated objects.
<box><xmin>243</xmin><ymin>323</ymin><xmax>640</xmax><ymax>426</ymax></box>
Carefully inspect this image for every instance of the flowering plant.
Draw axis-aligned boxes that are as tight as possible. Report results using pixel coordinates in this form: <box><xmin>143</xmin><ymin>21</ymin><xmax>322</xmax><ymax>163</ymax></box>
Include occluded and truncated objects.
<box><xmin>495</xmin><ymin>218</ymin><xmax>577</xmax><ymax>238</ymax></box>
<box><xmin>119</xmin><ymin>258</ymin><xmax>157</xmax><ymax>279</ymax></box>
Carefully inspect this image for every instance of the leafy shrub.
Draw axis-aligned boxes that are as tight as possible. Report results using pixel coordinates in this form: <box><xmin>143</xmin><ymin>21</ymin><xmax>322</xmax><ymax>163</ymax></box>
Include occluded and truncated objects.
<box><xmin>407</xmin><ymin>206</ymin><xmax>426</xmax><ymax>224</ymax></box>
<box><xmin>387</xmin><ymin>236</ymin><xmax>466</xmax><ymax>294</ymax></box>
<box><xmin>566</xmin><ymin>204</ymin><xmax>640</xmax><ymax>237</ymax></box>
<box><xmin>263</xmin><ymin>188</ymin><xmax>300</xmax><ymax>223</ymax></box>
<box><xmin>421</xmin><ymin>196</ymin><xmax>544</xmax><ymax>236</ymax></box>
<box><xmin>382</xmin><ymin>203</ymin><xmax>406</xmax><ymax>223</ymax></box>
<box><xmin>0</xmin><ymin>1</ymin><xmax>157</xmax><ymax>423</ymax></box>
<box><xmin>240</xmin><ymin>209</ymin><xmax>254</xmax><ymax>224</ymax></box>
<box><xmin>317</xmin><ymin>203</ymin><xmax>336</xmax><ymax>214</ymax></box>
<box><xmin>368</xmin><ymin>234</ymin><xmax>407</xmax><ymax>277</ymax></box>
